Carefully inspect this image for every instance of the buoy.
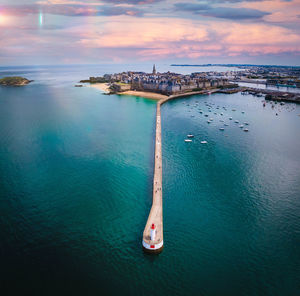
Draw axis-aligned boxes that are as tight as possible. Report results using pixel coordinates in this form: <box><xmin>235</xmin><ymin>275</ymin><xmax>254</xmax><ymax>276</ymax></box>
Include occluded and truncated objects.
<box><xmin>150</xmin><ymin>224</ymin><xmax>156</xmax><ymax>241</ymax></box>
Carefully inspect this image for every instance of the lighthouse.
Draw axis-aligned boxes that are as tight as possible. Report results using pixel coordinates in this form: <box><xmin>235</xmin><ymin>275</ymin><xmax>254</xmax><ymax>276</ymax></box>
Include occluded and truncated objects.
<box><xmin>150</xmin><ymin>223</ymin><xmax>156</xmax><ymax>241</ymax></box>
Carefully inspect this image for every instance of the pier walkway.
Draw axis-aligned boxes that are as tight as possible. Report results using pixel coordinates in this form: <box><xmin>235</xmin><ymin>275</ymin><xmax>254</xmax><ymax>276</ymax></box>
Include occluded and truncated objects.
<box><xmin>142</xmin><ymin>89</ymin><xmax>218</xmax><ymax>253</ymax></box>
<box><xmin>142</xmin><ymin>102</ymin><xmax>163</xmax><ymax>253</ymax></box>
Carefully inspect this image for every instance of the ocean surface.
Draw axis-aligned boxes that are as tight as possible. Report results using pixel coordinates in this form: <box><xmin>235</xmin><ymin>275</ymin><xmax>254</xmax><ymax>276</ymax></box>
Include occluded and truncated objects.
<box><xmin>0</xmin><ymin>65</ymin><xmax>299</xmax><ymax>296</ymax></box>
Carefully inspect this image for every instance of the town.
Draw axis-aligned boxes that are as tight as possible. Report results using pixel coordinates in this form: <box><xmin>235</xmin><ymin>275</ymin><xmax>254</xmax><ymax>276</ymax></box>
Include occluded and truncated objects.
<box><xmin>82</xmin><ymin>65</ymin><xmax>234</xmax><ymax>95</ymax></box>
<box><xmin>80</xmin><ymin>65</ymin><xmax>300</xmax><ymax>103</ymax></box>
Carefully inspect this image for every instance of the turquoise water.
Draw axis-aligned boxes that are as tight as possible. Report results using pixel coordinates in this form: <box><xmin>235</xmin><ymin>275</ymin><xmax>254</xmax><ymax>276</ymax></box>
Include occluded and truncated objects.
<box><xmin>0</xmin><ymin>66</ymin><xmax>299</xmax><ymax>295</ymax></box>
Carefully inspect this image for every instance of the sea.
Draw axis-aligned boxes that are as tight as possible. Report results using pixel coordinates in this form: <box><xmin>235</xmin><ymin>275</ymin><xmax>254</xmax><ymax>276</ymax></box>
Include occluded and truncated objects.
<box><xmin>0</xmin><ymin>64</ymin><xmax>299</xmax><ymax>296</ymax></box>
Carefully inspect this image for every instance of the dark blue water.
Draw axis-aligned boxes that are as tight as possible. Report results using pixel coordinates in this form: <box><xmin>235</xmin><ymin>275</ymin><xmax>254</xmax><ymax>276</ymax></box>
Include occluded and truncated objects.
<box><xmin>0</xmin><ymin>65</ymin><xmax>299</xmax><ymax>296</ymax></box>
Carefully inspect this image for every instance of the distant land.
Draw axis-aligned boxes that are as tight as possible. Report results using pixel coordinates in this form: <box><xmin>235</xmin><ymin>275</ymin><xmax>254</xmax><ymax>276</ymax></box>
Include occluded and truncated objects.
<box><xmin>0</xmin><ymin>76</ymin><xmax>32</xmax><ymax>86</ymax></box>
<box><xmin>171</xmin><ymin>64</ymin><xmax>300</xmax><ymax>69</ymax></box>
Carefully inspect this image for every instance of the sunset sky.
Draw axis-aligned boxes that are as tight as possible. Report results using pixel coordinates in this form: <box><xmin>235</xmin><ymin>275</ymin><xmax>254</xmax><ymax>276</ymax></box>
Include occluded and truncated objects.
<box><xmin>0</xmin><ymin>0</ymin><xmax>300</xmax><ymax>65</ymax></box>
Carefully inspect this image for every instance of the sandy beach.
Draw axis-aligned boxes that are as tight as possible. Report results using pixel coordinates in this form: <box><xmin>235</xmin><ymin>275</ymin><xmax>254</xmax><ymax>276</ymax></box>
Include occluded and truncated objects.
<box><xmin>89</xmin><ymin>83</ymin><xmax>111</xmax><ymax>93</ymax></box>
<box><xmin>89</xmin><ymin>84</ymin><xmax>168</xmax><ymax>100</ymax></box>
<box><xmin>118</xmin><ymin>91</ymin><xmax>168</xmax><ymax>100</ymax></box>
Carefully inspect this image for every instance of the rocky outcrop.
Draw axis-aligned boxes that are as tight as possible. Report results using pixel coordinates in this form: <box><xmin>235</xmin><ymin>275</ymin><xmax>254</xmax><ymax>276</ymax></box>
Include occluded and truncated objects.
<box><xmin>0</xmin><ymin>76</ymin><xmax>32</xmax><ymax>86</ymax></box>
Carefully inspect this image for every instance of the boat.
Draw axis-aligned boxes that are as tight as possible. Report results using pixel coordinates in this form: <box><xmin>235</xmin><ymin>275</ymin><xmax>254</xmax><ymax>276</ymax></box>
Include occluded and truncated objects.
<box><xmin>201</xmin><ymin>141</ymin><xmax>207</xmax><ymax>144</ymax></box>
<box><xmin>185</xmin><ymin>139</ymin><xmax>192</xmax><ymax>142</ymax></box>
<box><xmin>229</xmin><ymin>117</ymin><xmax>233</xmax><ymax>120</ymax></box>
<box><xmin>239</xmin><ymin>125</ymin><xmax>244</xmax><ymax>128</ymax></box>
<box><xmin>224</xmin><ymin>124</ymin><xmax>229</xmax><ymax>126</ymax></box>
<box><xmin>187</xmin><ymin>134</ymin><xmax>194</xmax><ymax>138</ymax></box>
<box><xmin>235</xmin><ymin>120</ymin><xmax>239</xmax><ymax>123</ymax></box>
<box><xmin>241</xmin><ymin>111</ymin><xmax>245</xmax><ymax>114</ymax></box>
<box><xmin>220</xmin><ymin>113</ymin><xmax>224</xmax><ymax>116</ymax></box>
<box><xmin>207</xmin><ymin>120</ymin><xmax>211</xmax><ymax>124</ymax></box>
<box><xmin>219</xmin><ymin>128</ymin><xmax>224</xmax><ymax>131</ymax></box>
<box><xmin>210</xmin><ymin>118</ymin><xmax>214</xmax><ymax>121</ymax></box>
<box><xmin>244</xmin><ymin>122</ymin><xmax>249</xmax><ymax>125</ymax></box>
<box><xmin>243</xmin><ymin>128</ymin><xmax>249</xmax><ymax>132</ymax></box>
<box><xmin>232</xmin><ymin>109</ymin><xmax>236</xmax><ymax>111</ymax></box>
<box><xmin>204</xmin><ymin>114</ymin><xmax>208</xmax><ymax>117</ymax></box>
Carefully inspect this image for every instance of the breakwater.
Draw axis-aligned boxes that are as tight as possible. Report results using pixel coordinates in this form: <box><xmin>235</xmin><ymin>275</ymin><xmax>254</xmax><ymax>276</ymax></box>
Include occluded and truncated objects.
<box><xmin>142</xmin><ymin>89</ymin><xmax>215</xmax><ymax>253</ymax></box>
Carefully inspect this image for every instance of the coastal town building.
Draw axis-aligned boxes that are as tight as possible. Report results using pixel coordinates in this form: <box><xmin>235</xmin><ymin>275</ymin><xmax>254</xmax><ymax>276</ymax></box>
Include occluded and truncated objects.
<box><xmin>90</xmin><ymin>66</ymin><xmax>230</xmax><ymax>95</ymax></box>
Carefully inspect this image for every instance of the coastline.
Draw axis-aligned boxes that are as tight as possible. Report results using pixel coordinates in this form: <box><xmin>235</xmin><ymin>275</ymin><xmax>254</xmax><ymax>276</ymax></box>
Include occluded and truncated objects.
<box><xmin>118</xmin><ymin>91</ymin><xmax>168</xmax><ymax>100</ymax></box>
<box><xmin>89</xmin><ymin>83</ymin><xmax>111</xmax><ymax>93</ymax></box>
<box><xmin>88</xmin><ymin>83</ymin><xmax>167</xmax><ymax>100</ymax></box>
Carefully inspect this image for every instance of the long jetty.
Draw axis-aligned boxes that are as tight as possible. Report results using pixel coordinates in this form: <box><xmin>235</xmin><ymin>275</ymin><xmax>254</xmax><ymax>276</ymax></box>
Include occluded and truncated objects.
<box><xmin>142</xmin><ymin>101</ymin><xmax>164</xmax><ymax>253</ymax></box>
<box><xmin>142</xmin><ymin>89</ymin><xmax>217</xmax><ymax>253</ymax></box>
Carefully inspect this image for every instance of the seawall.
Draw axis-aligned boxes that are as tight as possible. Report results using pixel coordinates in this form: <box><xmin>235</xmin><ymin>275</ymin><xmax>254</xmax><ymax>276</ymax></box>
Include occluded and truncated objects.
<box><xmin>142</xmin><ymin>88</ymin><xmax>217</xmax><ymax>253</ymax></box>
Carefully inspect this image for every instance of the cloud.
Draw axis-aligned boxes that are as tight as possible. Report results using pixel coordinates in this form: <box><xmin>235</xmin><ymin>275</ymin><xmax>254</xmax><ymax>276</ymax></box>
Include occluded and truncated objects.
<box><xmin>197</xmin><ymin>0</ymin><xmax>292</xmax><ymax>2</ymax></box>
<box><xmin>101</xmin><ymin>0</ymin><xmax>163</xmax><ymax>4</ymax></box>
<box><xmin>175</xmin><ymin>2</ymin><xmax>270</xmax><ymax>20</ymax></box>
<box><xmin>1</xmin><ymin>4</ymin><xmax>144</xmax><ymax>17</ymax></box>
<box><xmin>174</xmin><ymin>3</ymin><xmax>210</xmax><ymax>11</ymax></box>
<box><xmin>76</xmin><ymin>18</ymin><xmax>209</xmax><ymax>48</ymax></box>
<box><xmin>72</xmin><ymin>17</ymin><xmax>300</xmax><ymax>60</ymax></box>
<box><xmin>197</xmin><ymin>7</ymin><xmax>270</xmax><ymax>19</ymax></box>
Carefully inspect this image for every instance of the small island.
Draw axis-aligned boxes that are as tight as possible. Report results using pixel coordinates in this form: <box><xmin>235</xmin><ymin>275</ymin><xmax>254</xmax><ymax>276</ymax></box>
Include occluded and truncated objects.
<box><xmin>0</xmin><ymin>76</ymin><xmax>32</xmax><ymax>86</ymax></box>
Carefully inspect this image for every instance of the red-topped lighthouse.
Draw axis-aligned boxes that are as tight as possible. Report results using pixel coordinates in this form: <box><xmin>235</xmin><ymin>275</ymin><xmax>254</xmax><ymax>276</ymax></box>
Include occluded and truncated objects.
<box><xmin>150</xmin><ymin>223</ymin><xmax>156</xmax><ymax>241</ymax></box>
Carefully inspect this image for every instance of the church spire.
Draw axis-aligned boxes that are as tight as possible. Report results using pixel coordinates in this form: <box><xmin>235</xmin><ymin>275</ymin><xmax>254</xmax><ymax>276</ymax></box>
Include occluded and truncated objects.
<box><xmin>153</xmin><ymin>64</ymin><xmax>156</xmax><ymax>75</ymax></box>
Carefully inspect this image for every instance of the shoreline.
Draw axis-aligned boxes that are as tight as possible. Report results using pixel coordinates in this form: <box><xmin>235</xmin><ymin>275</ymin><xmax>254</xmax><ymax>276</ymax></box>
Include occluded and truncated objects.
<box><xmin>88</xmin><ymin>83</ymin><xmax>168</xmax><ymax>100</ymax></box>
<box><xmin>87</xmin><ymin>82</ymin><xmax>300</xmax><ymax>104</ymax></box>
<box><xmin>89</xmin><ymin>83</ymin><xmax>111</xmax><ymax>93</ymax></box>
<box><xmin>117</xmin><ymin>91</ymin><xmax>168</xmax><ymax>100</ymax></box>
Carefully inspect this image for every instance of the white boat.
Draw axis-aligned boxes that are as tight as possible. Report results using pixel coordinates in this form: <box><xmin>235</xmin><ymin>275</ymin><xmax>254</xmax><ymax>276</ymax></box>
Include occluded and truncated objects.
<box><xmin>201</xmin><ymin>141</ymin><xmax>208</xmax><ymax>144</ymax></box>
<box><xmin>219</xmin><ymin>128</ymin><xmax>224</xmax><ymax>131</ymax></box>
<box><xmin>235</xmin><ymin>120</ymin><xmax>239</xmax><ymax>123</ymax></box>
<box><xmin>210</xmin><ymin>118</ymin><xmax>214</xmax><ymax>121</ymax></box>
<box><xmin>244</xmin><ymin>122</ymin><xmax>249</xmax><ymax>125</ymax></box>
<box><xmin>229</xmin><ymin>117</ymin><xmax>233</xmax><ymax>120</ymax></box>
<box><xmin>187</xmin><ymin>134</ymin><xmax>194</xmax><ymax>138</ymax></box>
<box><xmin>220</xmin><ymin>113</ymin><xmax>224</xmax><ymax>115</ymax></box>
<box><xmin>243</xmin><ymin>128</ymin><xmax>249</xmax><ymax>132</ymax></box>
<box><xmin>239</xmin><ymin>125</ymin><xmax>244</xmax><ymax>128</ymax></box>
<box><xmin>207</xmin><ymin>120</ymin><xmax>211</xmax><ymax>124</ymax></box>
<box><xmin>185</xmin><ymin>139</ymin><xmax>192</xmax><ymax>142</ymax></box>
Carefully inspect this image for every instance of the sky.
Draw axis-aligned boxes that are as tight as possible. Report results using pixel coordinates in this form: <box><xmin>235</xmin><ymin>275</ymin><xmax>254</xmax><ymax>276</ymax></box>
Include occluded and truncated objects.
<box><xmin>0</xmin><ymin>0</ymin><xmax>300</xmax><ymax>66</ymax></box>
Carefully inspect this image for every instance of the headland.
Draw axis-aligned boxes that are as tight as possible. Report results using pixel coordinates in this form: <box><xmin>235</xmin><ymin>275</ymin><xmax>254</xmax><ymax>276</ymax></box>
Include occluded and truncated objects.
<box><xmin>80</xmin><ymin>64</ymin><xmax>300</xmax><ymax>103</ymax></box>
